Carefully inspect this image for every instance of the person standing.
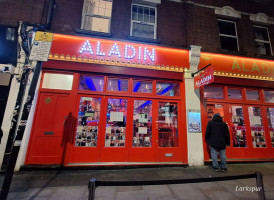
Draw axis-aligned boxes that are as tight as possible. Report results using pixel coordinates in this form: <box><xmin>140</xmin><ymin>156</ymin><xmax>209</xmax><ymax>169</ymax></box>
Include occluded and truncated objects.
<box><xmin>205</xmin><ymin>113</ymin><xmax>230</xmax><ymax>172</ymax></box>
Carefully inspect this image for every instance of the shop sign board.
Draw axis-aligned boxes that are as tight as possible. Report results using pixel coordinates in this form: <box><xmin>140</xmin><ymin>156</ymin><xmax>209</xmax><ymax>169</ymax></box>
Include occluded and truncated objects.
<box><xmin>29</xmin><ymin>31</ymin><xmax>53</xmax><ymax>61</ymax></box>
<box><xmin>199</xmin><ymin>52</ymin><xmax>274</xmax><ymax>79</ymax></box>
<box><xmin>49</xmin><ymin>34</ymin><xmax>189</xmax><ymax>70</ymax></box>
<box><xmin>194</xmin><ymin>66</ymin><xmax>214</xmax><ymax>89</ymax></box>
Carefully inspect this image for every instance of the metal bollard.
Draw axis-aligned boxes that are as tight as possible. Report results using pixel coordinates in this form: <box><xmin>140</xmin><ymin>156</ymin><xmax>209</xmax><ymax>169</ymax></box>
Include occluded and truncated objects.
<box><xmin>88</xmin><ymin>178</ymin><xmax>96</xmax><ymax>200</ymax></box>
<box><xmin>255</xmin><ymin>171</ymin><xmax>266</xmax><ymax>200</ymax></box>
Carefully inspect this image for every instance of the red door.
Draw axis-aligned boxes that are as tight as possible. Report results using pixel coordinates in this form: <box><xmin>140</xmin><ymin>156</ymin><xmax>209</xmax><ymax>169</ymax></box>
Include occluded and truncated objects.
<box><xmin>26</xmin><ymin>93</ymin><xmax>70</xmax><ymax>164</ymax></box>
<box><xmin>66</xmin><ymin>95</ymin><xmax>103</xmax><ymax>165</ymax></box>
<box><xmin>99</xmin><ymin>97</ymin><xmax>130</xmax><ymax>162</ymax></box>
<box><xmin>128</xmin><ymin>98</ymin><xmax>156</xmax><ymax>162</ymax></box>
<box><xmin>155</xmin><ymin>100</ymin><xmax>184</xmax><ymax>162</ymax></box>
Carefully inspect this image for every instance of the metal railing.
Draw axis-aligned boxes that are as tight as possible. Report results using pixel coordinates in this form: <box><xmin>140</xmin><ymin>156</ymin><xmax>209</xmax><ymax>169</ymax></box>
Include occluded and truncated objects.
<box><xmin>88</xmin><ymin>171</ymin><xmax>266</xmax><ymax>200</ymax></box>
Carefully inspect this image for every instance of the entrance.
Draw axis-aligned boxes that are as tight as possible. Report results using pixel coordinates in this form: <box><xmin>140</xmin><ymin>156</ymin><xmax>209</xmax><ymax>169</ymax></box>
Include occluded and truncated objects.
<box><xmin>26</xmin><ymin>93</ymin><xmax>70</xmax><ymax>164</ymax></box>
<box><xmin>204</xmin><ymin>103</ymin><xmax>273</xmax><ymax>160</ymax></box>
<box><xmin>66</xmin><ymin>95</ymin><xmax>183</xmax><ymax>165</ymax></box>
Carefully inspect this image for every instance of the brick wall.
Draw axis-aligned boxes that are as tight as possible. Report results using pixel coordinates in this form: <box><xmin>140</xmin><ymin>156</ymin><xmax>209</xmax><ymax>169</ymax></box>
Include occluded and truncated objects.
<box><xmin>1</xmin><ymin>0</ymin><xmax>273</xmax><ymax>58</ymax></box>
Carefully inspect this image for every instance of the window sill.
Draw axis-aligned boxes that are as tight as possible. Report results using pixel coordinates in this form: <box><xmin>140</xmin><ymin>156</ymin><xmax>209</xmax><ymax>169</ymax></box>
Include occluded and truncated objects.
<box><xmin>254</xmin><ymin>54</ymin><xmax>274</xmax><ymax>60</ymax></box>
<box><xmin>219</xmin><ymin>49</ymin><xmax>247</xmax><ymax>56</ymax></box>
<box><xmin>75</xmin><ymin>29</ymin><xmax>112</xmax><ymax>38</ymax></box>
<box><xmin>127</xmin><ymin>36</ymin><xmax>160</xmax><ymax>44</ymax></box>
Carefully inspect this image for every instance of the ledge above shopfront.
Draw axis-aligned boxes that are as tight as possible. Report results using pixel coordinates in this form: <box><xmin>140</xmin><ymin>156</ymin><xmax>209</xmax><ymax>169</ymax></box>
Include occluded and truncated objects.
<box><xmin>199</xmin><ymin>52</ymin><xmax>274</xmax><ymax>82</ymax></box>
<box><xmin>48</xmin><ymin>34</ymin><xmax>189</xmax><ymax>73</ymax></box>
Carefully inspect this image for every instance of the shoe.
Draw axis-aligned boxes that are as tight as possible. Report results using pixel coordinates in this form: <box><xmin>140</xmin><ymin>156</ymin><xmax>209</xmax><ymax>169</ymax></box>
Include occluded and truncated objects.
<box><xmin>209</xmin><ymin>165</ymin><xmax>220</xmax><ymax>172</ymax></box>
<box><xmin>221</xmin><ymin>168</ymin><xmax>227</xmax><ymax>172</ymax></box>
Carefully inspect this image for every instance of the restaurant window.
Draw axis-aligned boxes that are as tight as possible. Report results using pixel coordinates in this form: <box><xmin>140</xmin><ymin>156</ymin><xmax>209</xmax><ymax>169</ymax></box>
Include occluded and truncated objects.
<box><xmin>218</xmin><ymin>19</ymin><xmax>239</xmax><ymax>51</ymax></box>
<box><xmin>81</xmin><ymin>0</ymin><xmax>113</xmax><ymax>33</ymax></box>
<box><xmin>246</xmin><ymin>89</ymin><xmax>260</xmax><ymax>100</ymax></box>
<box><xmin>266</xmin><ymin>108</ymin><xmax>274</xmax><ymax>147</ymax></box>
<box><xmin>156</xmin><ymin>82</ymin><xmax>180</xmax><ymax>96</ymax></box>
<box><xmin>253</xmin><ymin>25</ymin><xmax>273</xmax><ymax>56</ymax></box>
<box><xmin>204</xmin><ymin>86</ymin><xmax>224</xmax><ymax>99</ymax></box>
<box><xmin>133</xmin><ymin>80</ymin><xmax>153</xmax><ymax>93</ymax></box>
<box><xmin>42</xmin><ymin>73</ymin><xmax>73</xmax><ymax>90</ymax></box>
<box><xmin>79</xmin><ymin>75</ymin><xmax>104</xmax><ymax>91</ymax></box>
<box><xmin>228</xmin><ymin>88</ymin><xmax>242</xmax><ymax>99</ymax></box>
<box><xmin>107</xmin><ymin>78</ymin><xmax>129</xmax><ymax>92</ymax></box>
<box><xmin>264</xmin><ymin>90</ymin><xmax>274</xmax><ymax>103</ymax></box>
<box><xmin>131</xmin><ymin>4</ymin><xmax>156</xmax><ymax>39</ymax></box>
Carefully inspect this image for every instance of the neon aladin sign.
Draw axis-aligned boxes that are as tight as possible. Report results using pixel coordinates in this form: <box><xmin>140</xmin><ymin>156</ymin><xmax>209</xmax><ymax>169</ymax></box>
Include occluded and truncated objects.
<box><xmin>79</xmin><ymin>40</ymin><xmax>156</xmax><ymax>62</ymax></box>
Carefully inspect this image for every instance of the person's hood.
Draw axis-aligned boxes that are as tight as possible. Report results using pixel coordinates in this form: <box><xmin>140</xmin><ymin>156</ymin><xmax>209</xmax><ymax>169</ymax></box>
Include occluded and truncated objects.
<box><xmin>212</xmin><ymin>114</ymin><xmax>223</xmax><ymax>122</ymax></box>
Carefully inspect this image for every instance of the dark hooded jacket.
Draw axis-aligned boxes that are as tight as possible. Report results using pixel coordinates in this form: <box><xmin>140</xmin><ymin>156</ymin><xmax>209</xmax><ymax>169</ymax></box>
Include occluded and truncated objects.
<box><xmin>205</xmin><ymin>115</ymin><xmax>230</xmax><ymax>150</ymax></box>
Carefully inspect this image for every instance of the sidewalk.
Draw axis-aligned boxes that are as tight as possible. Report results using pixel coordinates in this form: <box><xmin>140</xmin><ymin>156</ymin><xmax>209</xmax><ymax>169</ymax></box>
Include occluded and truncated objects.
<box><xmin>1</xmin><ymin>163</ymin><xmax>274</xmax><ymax>200</ymax></box>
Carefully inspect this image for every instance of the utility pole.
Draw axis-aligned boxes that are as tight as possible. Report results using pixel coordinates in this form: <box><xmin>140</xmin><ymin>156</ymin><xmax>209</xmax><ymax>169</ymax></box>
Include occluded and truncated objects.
<box><xmin>0</xmin><ymin>22</ymin><xmax>52</xmax><ymax>200</ymax></box>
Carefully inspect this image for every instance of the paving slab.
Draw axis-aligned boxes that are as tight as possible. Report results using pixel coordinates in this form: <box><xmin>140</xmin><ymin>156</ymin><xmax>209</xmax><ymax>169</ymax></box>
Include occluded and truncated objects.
<box><xmin>0</xmin><ymin>163</ymin><xmax>273</xmax><ymax>200</ymax></box>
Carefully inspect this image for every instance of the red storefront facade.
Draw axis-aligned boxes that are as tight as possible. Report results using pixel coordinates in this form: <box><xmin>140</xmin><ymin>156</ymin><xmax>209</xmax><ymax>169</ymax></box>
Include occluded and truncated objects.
<box><xmin>25</xmin><ymin>34</ymin><xmax>189</xmax><ymax>166</ymax></box>
<box><xmin>199</xmin><ymin>53</ymin><xmax>274</xmax><ymax>162</ymax></box>
<box><xmin>25</xmin><ymin>34</ymin><xmax>274</xmax><ymax>167</ymax></box>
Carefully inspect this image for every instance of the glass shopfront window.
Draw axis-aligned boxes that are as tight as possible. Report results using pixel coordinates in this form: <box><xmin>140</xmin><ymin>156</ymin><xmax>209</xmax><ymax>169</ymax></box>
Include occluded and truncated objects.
<box><xmin>75</xmin><ymin>97</ymin><xmax>101</xmax><ymax>147</ymax></box>
<box><xmin>158</xmin><ymin>102</ymin><xmax>178</xmax><ymax>147</ymax></box>
<box><xmin>246</xmin><ymin>90</ymin><xmax>260</xmax><ymax>100</ymax></box>
<box><xmin>228</xmin><ymin>88</ymin><xmax>242</xmax><ymax>99</ymax></box>
<box><xmin>133</xmin><ymin>80</ymin><xmax>153</xmax><ymax>93</ymax></box>
<box><xmin>206</xmin><ymin>104</ymin><xmax>224</xmax><ymax>120</ymax></box>
<box><xmin>266</xmin><ymin>108</ymin><xmax>274</xmax><ymax>147</ymax></box>
<box><xmin>229</xmin><ymin>105</ymin><xmax>247</xmax><ymax>147</ymax></box>
<box><xmin>79</xmin><ymin>75</ymin><xmax>104</xmax><ymax>91</ymax></box>
<box><xmin>264</xmin><ymin>90</ymin><xmax>274</xmax><ymax>103</ymax></box>
<box><xmin>105</xmin><ymin>98</ymin><xmax>127</xmax><ymax>147</ymax></box>
<box><xmin>133</xmin><ymin>100</ymin><xmax>152</xmax><ymax>147</ymax></box>
<box><xmin>248</xmin><ymin>107</ymin><xmax>266</xmax><ymax>148</ymax></box>
<box><xmin>204</xmin><ymin>86</ymin><xmax>224</xmax><ymax>99</ymax></box>
<box><xmin>156</xmin><ymin>82</ymin><xmax>180</xmax><ymax>96</ymax></box>
<box><xmin>107</xmin><ymin>78</ymin><xmax>129</xmax><ymax>92</ymax></box>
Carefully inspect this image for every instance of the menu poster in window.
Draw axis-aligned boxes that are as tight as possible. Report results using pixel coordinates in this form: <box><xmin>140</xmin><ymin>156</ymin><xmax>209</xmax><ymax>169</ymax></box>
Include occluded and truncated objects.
<box><xmin>110</xmin><ymin>111</ymin><xmax>124</xmax><ymax>122</ymax></box>
<box><xmin>138</xmin><ymin>127</ymin><xmax>147</xmax><ymax>134</ymax></box>
<box><xmin>250</xmin><ymin>116</ymin><xmax>261</xmax><ymax>125</ymax></box>
<box><xmin>188</xmin><ymin>109</ymin><xmax>202</xmax><ymax>133</ymax></box>
<box><xmin>139</xmin><ymin>113</ymin><xmax>148</xmax><ymax>123</ymax></box>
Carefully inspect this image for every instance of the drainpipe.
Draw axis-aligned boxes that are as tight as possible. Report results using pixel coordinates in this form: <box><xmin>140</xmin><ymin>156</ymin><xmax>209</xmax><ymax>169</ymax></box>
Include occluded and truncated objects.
<box><xmin>46</xmin><ymin>0</ymin><xmax>55</xmax><ymax>30</ymax></box>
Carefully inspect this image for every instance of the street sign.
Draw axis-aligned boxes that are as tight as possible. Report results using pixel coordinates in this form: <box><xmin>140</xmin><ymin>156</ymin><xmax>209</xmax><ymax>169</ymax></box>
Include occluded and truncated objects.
<box><xmin>29</xmin><ymin>31</ymin><xmax>53</xmax><ymax>61</ymax></box>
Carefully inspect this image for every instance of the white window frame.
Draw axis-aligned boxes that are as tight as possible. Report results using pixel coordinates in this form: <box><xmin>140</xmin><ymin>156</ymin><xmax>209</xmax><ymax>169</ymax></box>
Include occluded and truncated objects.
<box><xmin>81</xmin><ymin>0</ymin><xmax>113</xmax><ymax>33</ymax></box>
<box><xmin>130</xmin><ymin>3</ymin><xmax>157</xmax><ymax>39</ymax></box>
<box><xmin>218</xmin><ymin>19</ymin><xmax>239</xmax><ymax>51</ymax></box>
<box><xmin>253</xmin><ymin>25</ymin><xmax>273</xmax><ymax>56</ymax></box>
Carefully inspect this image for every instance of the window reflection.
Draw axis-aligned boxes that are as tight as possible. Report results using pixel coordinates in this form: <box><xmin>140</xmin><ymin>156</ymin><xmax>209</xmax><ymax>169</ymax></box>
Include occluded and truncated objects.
<box><xmin>107</xmin><ymin>78</ymin><xmax>128</xmax><ymax>92</ymax></box>
<box><xmin>264</xmin><ymin>90</ymin><xmax>274</xmax><ymax>103</ymax></box>
<box><xmin>204</xmin><ymin>86</ymin><xmax>224</xmax><ymax>99</ymax></box>
<box><xmin>133</xmin><ymin>100</ymin><xmax>152</xmax><ymax>147</ymax></box>
<box><xmin>228</xmin><ymin>88</ymin><xmax>242</xmax><ymax>99</ymax></box>
<box><xmin>248</xmin><ymin>107</ymin><xmax>266</xmax><ymax>148</ymax></box>
<box><xmin>75</xmin><ymin>97</ymin><xmax>101</xmax><ymax>147</ymax></box>
<box><xmin>246</xmin><ymin>90</ymin><xmax>260</xmax><ymax>100</ymax></box>
<box><xmin>133</xmin><ymin>80</ymin><xmax>152</xmax><ymax>93</ymax></box>
<box><xmin>156</xmin><ymin>82</ymin><xmax>180</xmax><ymax>96</ymax></box>
<box><xmin>79</xmin><ymin>75</ymin><xmax>104</xmax><ymax>91</ymax></box>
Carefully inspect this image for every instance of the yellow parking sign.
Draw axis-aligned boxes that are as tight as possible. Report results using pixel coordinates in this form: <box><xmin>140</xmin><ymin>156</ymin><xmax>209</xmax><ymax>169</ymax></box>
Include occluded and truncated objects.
<box><xmin>34</xmin><ymin>31</ymin><xmax>53</xmax><ymax>42</ymax></box>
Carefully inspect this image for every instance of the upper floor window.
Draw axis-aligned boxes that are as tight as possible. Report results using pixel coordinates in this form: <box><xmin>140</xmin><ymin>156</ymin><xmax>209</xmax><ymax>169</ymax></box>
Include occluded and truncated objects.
<box><xmin>81</xmin><ymin>0</ymin><xmax>113</xmax><ymax>33</ymax></box>
<box><xmin>253</xmin><ymin>25</ymin><xmax>273</xmax><ymax>56</ymax></box>
<box><xmin>218</xmin><ymin>19</ymin><xmax>239</xmax><ymax>51</ymax></box>
<box><xmin>131</xmin><ymin>4</ymin><xmax>156</xmax><ymax>39</ymax></box>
